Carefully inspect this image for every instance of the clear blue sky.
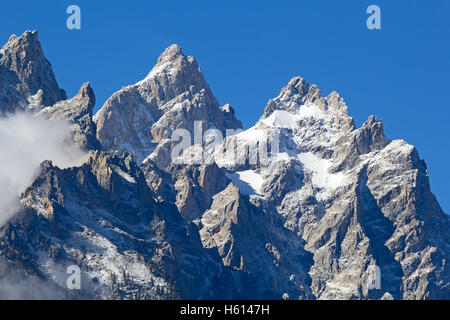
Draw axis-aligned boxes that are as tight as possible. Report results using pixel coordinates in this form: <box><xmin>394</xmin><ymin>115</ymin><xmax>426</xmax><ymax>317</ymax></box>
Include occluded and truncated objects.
<box><xmin>1</xmin><ymin>0</ymin><xmax>449</xmax><ymax>213</ymax></box>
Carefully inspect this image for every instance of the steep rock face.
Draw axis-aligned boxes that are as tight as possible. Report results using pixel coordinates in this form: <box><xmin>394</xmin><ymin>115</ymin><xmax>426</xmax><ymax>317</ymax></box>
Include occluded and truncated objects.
<box><xmin>0</xmin><ymin>31</ymin><xmax>66</xmax><ymax>113</ymax></box>
<box><xmin>165</xmin><ymin>162</ymin><xmax>230</xmax><ymax>222</ymax></box>
<box><xmin>94</xmin><ymin>44</ymin><xmax>242</xmax><ymax>163</ymax></box>
<box><xmin>217</xmin><ymin>76</ymin><xmax>450</xmax><ymax>299</ymax></box>
<box><xmin>140</xmin><ymin>155</ymin><xmax>233</xmax><ymax>223</ymax></box>
<box><xmin>0</xmin><ymin>34</ymin><xmax>448</xmax><ymax>300</ymax></box>
<box><xmin>38</xmin><ymin>82</ymin><xmax>101</xmax><ymax>151</ymax></box>
<box><xmin>0</xmin><ymin>151</ymin><xmax>239</xmax><ymax>299</ymax></box>
<box><xmin>0</xmin><ymin>31</ymin><xmax>99</xmax><ymax>153</ymax></box>
<box><xmin>197</xmin><ymin>183</ymin><xmax>314</xmax><ymax>299</ymax></box>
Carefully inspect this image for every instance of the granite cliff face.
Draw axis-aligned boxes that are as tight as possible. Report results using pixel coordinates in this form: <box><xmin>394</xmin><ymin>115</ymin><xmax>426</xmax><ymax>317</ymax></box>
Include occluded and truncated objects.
<box><xmin>0</xmin><ymin>31</ymin><xmax>66</xmax><ymax>114</ymax></box>
<box><xmin>216</xmin><ymin>77</ymin><xmax>450</xmax><ymax>299</ymax></box>
<box><xmin>94</xmin><ymin>44</ymin><xmax>242</xmax><ymax>164</ymax></box>
<box><xmin>38</xmin><ymin>82</ymin><xmax>100</xmax><ymax>151</ymax></box>
<box><xmin>0</xmin><ymin>31</ymin><xmax>449</xmax><ymax>299</ymax></box>
<box><xmin>3</xmin><ymin>152</ymin><xmax>243</xmax><ymax>299</ymax></box>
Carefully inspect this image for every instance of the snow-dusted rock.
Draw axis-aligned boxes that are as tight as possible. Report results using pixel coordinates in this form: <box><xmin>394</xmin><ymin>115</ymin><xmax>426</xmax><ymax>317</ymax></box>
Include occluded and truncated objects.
<box><xmin>38</xmin><ymin>82</ymin><xmax>101</xmax><ymax>151</ymax></box>
<box><xmin>1</xmin><ymin>151</ymin><xmax>239</xmax><ymax>299</ymax></box>
<box><xmin>0</xmin><ymin>34</ymin><xmax>448</xmax><ymax>300</ymax></box>
<box><xmin>216</xmin><ymin>75</ymin><xmax>450</xmax><ymax>299</ymax></box>
<box><xmin>94</xmin><ymin>44</ymin><xmax>241</xmax><ymax>163</ymax></box>
<box><xmin>0</xmin><ymin>31</ymin><xmax>66</xmax><ymax>114</ymax></box>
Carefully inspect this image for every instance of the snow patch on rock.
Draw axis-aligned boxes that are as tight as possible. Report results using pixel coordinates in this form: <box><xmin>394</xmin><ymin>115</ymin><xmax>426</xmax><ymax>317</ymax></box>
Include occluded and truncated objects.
<box><xmin>226</xmin><ymin>170</ymin><xmax>264</xmax><ymax>195</ymax></box>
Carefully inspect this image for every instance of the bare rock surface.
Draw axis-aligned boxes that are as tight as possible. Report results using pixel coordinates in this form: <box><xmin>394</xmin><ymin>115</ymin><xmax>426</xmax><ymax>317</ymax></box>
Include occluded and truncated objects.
<box><xmin>0</xmin><ymin>31</ymin><xmax>66</xmax><ymax>114</ymax></box>
<box><xmin>94</xmin><ymin>44</ymin><xmax>241</xmax><ymax>163</ymax></box>
<box><xmin>38</xmin><ymin>82</ymin><xmax>101</xmax><ymax>151</ymax></box>
<box><xmin>0</xmin><ymin>32</ymin><xmax>449</xmax><ymax>299</ymax></box>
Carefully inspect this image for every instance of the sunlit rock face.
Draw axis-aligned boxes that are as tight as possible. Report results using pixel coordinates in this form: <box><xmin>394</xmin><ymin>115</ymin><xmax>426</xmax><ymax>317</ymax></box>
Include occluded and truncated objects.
<box><xmin>38</xmin><ymin>82</ymin><xmax>100</xmax><ymax>151</ymax></box>
<box><xmin>0</xmin><ymin>30</ymin><xmax>66</xmax><ymax>114</ymax></box>
<box><xmin>0</xmin><ymin>31</ymin><xmax>449</xmax><ymax>300</ymax></box>
<box><xmin>94</xmin><ymin>44</ymin><xmax>242</xmax><ymax>163</ymax></box>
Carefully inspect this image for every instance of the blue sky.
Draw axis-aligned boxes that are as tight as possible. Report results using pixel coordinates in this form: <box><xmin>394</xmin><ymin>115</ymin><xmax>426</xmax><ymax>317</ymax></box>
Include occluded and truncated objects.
<box><xmin>1</xmin><ymin>0</ymin><xmax>449</xmax><ymax>212</ymax></box>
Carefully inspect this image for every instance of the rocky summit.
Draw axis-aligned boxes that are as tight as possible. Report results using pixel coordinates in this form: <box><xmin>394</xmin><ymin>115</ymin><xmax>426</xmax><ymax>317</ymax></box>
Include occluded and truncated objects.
<box><xmin>0</xmin><ymin>31</ymin><xmax>66</xmax><ymax>114</ymax></box>
<box><xmin>0</xmin><ymin>30</ymin><xmax>448</xmax><ymax>300</ymax></box>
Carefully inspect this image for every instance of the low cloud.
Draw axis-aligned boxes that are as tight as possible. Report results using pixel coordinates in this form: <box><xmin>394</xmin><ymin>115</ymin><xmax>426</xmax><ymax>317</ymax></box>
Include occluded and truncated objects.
<box><xmin>0</xmin><ymin>261</ymin><xmax>67</xmax><ymax>299</ymax></box>
<box><xmin>0</xmin><ymin>112</ymin><xmax>88</xmax><ymax>225</ymax></box>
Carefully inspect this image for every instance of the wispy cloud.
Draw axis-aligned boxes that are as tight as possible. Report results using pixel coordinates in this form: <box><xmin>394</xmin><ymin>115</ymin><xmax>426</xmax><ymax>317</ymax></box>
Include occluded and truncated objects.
<box><xmin>0</xmin><ymin>112</ymin><xmax>88</xmax><ymax>225</ymax></box>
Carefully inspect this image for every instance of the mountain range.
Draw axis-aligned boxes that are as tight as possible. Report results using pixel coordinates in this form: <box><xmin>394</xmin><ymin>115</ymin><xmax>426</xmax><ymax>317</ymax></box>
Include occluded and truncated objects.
<box><xmin>0</xmin><ymin>30</ymin><xmax>449</xmax><ymax>300</ymax></box>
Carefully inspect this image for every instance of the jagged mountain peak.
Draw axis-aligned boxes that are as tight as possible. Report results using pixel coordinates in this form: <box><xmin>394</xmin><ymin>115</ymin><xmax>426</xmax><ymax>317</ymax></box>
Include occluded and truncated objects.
<box><xmin>38</xmin><ymin>81</ymin><xmax>100</xmax><ymax>151</ymax></box>
<box><xmin>280</xmin><ymin>76</ymin><xmax>322</xmax><ymax>101</ymax></box>
<box><xmin>2</xmin><ymin>30</ymin><xmax>39</xmax><ymax>51</ymax></box>
<box><xmin>275</xmin><ymin>76</ymin><xmax>324</xmax><ymax>106</ymax></box>
<box><xmin>156</xmin><ymin>44</ymin><xmax>184</xmax><ymax>64</ymax></box>
<box><xmin>0</xmin><ymin>30</ymin><xmax>66</xmax><ymax>113</ymax></box>
<box><xmin>95</xmin><ymin>44</ymin><xmax>241</xmax><ymax>163</ymax></box>
<box><xmin>74</xmin><ymin>82</ymin><xmax>95</xmax><ymax>104</ymax></box>
<box><xmin>1</xmin><ymin>31</ymin><xmax>449</xmax><ymax>300</ymax></box>
<box><xmin>261</xmin><ymin>76</ymin><xmax>352</xmax><ymax>124</ymax></box>
<box><xmin>138</xmin><ymin>43</ymin><xmax>209</xmax><ymax>98</ymax></box>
